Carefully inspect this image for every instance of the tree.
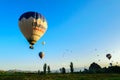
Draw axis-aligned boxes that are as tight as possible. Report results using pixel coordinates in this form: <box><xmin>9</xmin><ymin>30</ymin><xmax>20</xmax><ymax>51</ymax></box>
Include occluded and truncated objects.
<box><xmin>70</xmin><ymin>62</ymin><xmax>74</xmax><ymax>73</ymax></box>
<box><xmin>43</xmin><ymin>63</ymin><xmax>47</xmax><ymax>74</ymax></box>
<box><xmin>47</xmin><ymin>65</ymin><xmax>51</xmax><ymax>73</ymax></box>
<box><xmin>59</xmin><ymin>68</ymin><xmax>62</xmax><ymax>73</ymax></box>
<box><xmin>61</xmin><ymin>67</ymin><xmax>66</xmax><ymax>74</ymax></box>
<box><xmin>89</xmin><ymin>62</ymin><xmax>101</xmax><ymax>73</ymax></box>
<box><xmin>83</xmin><ymin>68</ymin><xmax>89</xmax><ymax>73</ymax></box>
<box><xmin>38</xmin><ymin>70</ymin><xmax>40</xmax><ymax>74</ymax></box>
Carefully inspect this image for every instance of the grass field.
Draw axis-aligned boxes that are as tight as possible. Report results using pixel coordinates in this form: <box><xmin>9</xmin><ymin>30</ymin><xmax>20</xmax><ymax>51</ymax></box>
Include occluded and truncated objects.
<box><xmin>0</xmin><ymin>73</ymin><xmax>120</xmax><ymax>80</ymax></box>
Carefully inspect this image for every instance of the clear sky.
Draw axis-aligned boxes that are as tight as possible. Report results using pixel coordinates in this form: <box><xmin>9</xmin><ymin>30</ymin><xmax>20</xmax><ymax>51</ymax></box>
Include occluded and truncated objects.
<box><xmin>0</xmin><ymin>0</ymin><xmax>120</xmax><ymax>71</ymax></box>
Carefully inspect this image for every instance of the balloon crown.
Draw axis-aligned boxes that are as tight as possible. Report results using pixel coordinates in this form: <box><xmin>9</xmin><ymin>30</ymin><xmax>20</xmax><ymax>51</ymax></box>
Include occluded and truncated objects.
<box><xmin>19</xmin><ymin>11</ymin><xmax>45</xmax><ymax>21</ymax></box>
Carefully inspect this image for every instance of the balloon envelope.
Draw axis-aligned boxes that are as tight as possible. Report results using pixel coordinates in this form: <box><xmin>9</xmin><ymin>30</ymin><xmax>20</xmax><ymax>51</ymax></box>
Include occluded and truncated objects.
<box><xmin>106</xmin><ymin>54</ymin><xmax>112</xmax><ymax>60</ymax></box>
<box><xmin>39</xmin><ymin>52</ymin><xmax>44</xmax><ymax>59</ymax></box>
<box><xmin>18</xmin><ymin>11</ymin><xmax>48</xmax><ymax>49</ymax></box>
<box><xmin>42</xmin><ymin>41</ymin><xmax>46</xmax><ymax>45</ymax></box>
<box><xmin>110</xmin><ymin>63</ymin><xmax>112</xmax><ymax>66</ymax></box>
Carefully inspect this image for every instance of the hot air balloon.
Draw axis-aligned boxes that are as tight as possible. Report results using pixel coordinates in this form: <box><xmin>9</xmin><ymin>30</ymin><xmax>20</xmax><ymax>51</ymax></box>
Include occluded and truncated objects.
<box><xmin>116</xmin><ymin>62</ymin><xmax>118</xmax><ymax>64</ymax></box>
<box><xmin>42</xmin><ymin>41</ymin><xmax>46</xmax><ymax>45</ymax></box>
<box><xmin>109</xmin><ymin>63</ymin><xmax>112</xmax><ymax>66</ymax></box>
<box><xmin>39</xmin><ymin>52</ymin><xmax>44</xmax><ymax>59</ymax></box>
<box><xmin>106</xmin><ymin>54</ymin><xmax>112</xmax><ymax>60</ymax></box>
<box><xmin>97</xmin><ymin>55</ymin><xmax>99</xmax><ymax>57</ymax></box>
<box><xmin>98</xmin><ymin>59</ymin><xmax>100</xmax><ymax>62</ymax></box>
<box><xmin>18</xmin><ymin>11</ymin><xmax>48</xmax><ymax>49</ymax></box>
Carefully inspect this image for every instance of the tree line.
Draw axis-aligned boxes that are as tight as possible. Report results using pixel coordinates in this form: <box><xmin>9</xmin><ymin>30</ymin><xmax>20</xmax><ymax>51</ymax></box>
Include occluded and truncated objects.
<box><xmin>38</xmin><ymin>62</ymin><xmax>120</xmax><ymax>74</ymax></box>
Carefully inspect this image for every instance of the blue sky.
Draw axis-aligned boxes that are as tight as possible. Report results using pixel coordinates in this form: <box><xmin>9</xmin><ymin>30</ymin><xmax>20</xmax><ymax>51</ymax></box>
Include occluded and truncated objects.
<box><xmin>0</xmin><ymin>0</ymin><xmax>120</xmax><ymax>71</ymax></box>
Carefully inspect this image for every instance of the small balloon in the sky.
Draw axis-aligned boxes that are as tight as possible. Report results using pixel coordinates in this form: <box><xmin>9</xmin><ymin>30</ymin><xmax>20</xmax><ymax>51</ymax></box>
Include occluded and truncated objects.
<box><xmin>66</xmin><ymin>49</ymin><xmax>69</xmax><ymax>51</ymax></box>
<box><xmin>42</xmin><ymin>41</ymin><xmax>46</xmax><ymax>45</ymax></box>
<box><xmin>110</xmin><ymin>63</ymin><xmax>112</xmax><ymax>66</ymax></box>
<box><xmin>116</xmin><ymin>62</ymin><xmax>118</xmax><ymax>64</ymax></box>
<box><xmin>39</xmin><ymin>52</ymin><xmax>44</xmax><ymax>59</ymax></box>
<box><xmin>94</xmin><ymin>48</ymin><xmax>97</xmax><ymax>51</ymax></box>
<box><xmin>98</xmin><ymin>59</ymin><xmax>100</xmax><ymax>62</ymax></box>
<box><xmin>106</xmin><ymin>53</ymin><xmax>112</xmax><ymax>60</ymax></box>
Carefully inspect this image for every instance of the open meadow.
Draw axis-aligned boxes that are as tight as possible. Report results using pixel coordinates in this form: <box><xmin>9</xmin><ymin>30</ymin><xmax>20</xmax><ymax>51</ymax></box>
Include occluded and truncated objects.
<box><xmin>0</xmin><ymin>73</ymin><xmax>120</xmax><ymax>80</ymax></box>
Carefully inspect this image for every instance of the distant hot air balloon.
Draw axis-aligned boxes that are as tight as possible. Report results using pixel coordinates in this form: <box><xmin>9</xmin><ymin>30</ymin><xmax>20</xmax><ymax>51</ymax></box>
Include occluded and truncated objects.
<box><xmin>106</xmin><ymin>54</ymin><xmax>112</xmax><ymax>60</ymax></box>
<box><xmin>42</xmin><ymin>41</ymin><xmax>46</xmax><ymax>45</ymax></box>
<box><xmin>18</xmin><ymin>11</ymin><xmax>48</xmax><ymax>49</ymax></box>
<box><xmin>97</xmin><ymin>55</ymin><xmax>99</xmax><ymax>57</ymax></box>
<box><xmin>116</xmin><ymin>62</ymin><xmax>118</xmax><ymax>64</ymax></box>
<box><xmin>98</xmin><ymin>59</ymin><xmax>100</xmax><ymax>62</ymax></box>
<box><xmin>109</xmin><ymin>63</ymin><xmax>112</xmax><ymax>66</ymax></box>
<box><xmin>39</xmin><ymin>52</ymin><xmax>44</xmax><ymax>59</ymax></box>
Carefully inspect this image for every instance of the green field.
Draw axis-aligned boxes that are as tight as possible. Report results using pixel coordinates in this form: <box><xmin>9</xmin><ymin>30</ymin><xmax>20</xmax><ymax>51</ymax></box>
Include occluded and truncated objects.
<box><xmin>0</xmin><ymin>73</ymin><xmax>120</xmax><ymax>80</ymax></box>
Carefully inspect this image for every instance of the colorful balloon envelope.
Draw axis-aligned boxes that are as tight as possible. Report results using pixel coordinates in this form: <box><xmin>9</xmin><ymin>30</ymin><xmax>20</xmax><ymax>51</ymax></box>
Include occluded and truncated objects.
<box><xmin>18</xmin><ymin>11</ymin><xmax>48</xmax><ymax>49</ymax></box>
<box><xmin>39</xmin><ymin>52</ymin><xmax>44</xmax><ymax>59</ymax></box>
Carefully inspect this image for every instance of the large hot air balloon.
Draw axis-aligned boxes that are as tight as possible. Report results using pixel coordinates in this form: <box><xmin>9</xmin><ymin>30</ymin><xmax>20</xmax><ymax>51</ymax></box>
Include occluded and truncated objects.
<box><xmin>39</xmin><ymin>52</ymin><xmax>44</xmax><ymax>59</ymax></box>
<box><xmin>106</xmin><ymin>54</ymin><xmax>112</xmax><ymax>60</ymax></box>
<box><xmin>18</xmin><ymin>11</ymin><xmax>48</xmax><ymax>49</ymax></box>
